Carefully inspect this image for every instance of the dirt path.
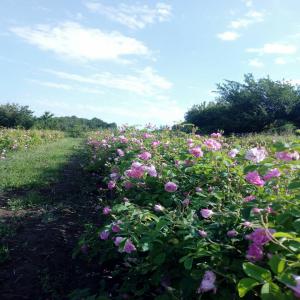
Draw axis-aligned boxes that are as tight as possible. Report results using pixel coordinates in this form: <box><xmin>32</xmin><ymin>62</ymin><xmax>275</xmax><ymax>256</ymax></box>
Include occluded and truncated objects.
<box><xmin>0</xmin><ymin>143</ymin><xmax>102</xmax><ymax>300</ymax></box>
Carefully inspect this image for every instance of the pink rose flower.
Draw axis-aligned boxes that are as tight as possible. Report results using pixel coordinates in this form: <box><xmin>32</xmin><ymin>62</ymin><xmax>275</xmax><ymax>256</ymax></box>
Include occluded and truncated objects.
<box><xmin>103</xmin><ymin>206</ymin><xmax>111</xmax><ymax>215</ymax></box>
<box><xmin>123</xmin><ymin>239</ymin><xmax>136</xmax><ymax>253</ymax></box>
<box><xmin>200</xmin><ymin>208</ymin><xmax>213</xmax><ymax>218</ymax></box>
<box><xmin>138</xmin><ymin>151</ymin><xmax>152</xmax><ymax>161</ymax></box>
<box><xmin>228</xmin><ymin>149</ymin><xmax>239</xmax><ymax>158</ymax></box>
<box><xmin>263</xmin><ymin>168</ymin><xmax>281</xmax><ymax>181</ymax></box>
<box><xmin>189</xmin><ymin>147</ymin><xmax>204</xmax><ymax>158</ymax></box>
<box><xmin>99</xmin><ymin>230</ymin><xmax>110</xmax><ymax>240</ymax></box>
<box><xmin>245</xmin><ymin>171</ymin><xmax>265</xmax><ymax>187</ymax></box>
<box><xmin>198</xmin><ymin>230</ymin><xmax>207</xmax><ymax>238</ymax></box>
<box><xmin>164</xmin><ymin>182</ymin><xmax>178</xmax><ymax>192</ymax></box>
<box><xmin>245</xmin><ymin>147</ymin><xmax>267</xmax><ymax>163</ymax></box>
<box><xmin>204</xmin><ymin>139</ymin><xmax>222</xmax><ymax>151</ymax></box>
<box><xmin>197</xmin><ymin>271</ymin><xmax>217</xmax><ymax>294</ymax></box>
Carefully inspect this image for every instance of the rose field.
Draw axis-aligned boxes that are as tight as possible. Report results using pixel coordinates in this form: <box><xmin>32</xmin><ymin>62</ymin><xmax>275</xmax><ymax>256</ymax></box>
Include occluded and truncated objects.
<box><xmin>1</xmin><ymin>128</ymin><xmax>300</xmax><ymax>300</ymax></box>
<box><xmin>74</xmin><ymin>127</ymin><xmax>300</xmax><ymax>300</ymax></box>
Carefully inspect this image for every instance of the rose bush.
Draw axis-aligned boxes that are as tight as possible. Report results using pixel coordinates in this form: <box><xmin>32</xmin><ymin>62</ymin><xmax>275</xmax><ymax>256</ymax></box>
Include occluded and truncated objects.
<box><xmin>0</xmin><ymin>128</ymin><xmax>64</xmax><ymax>159</ymax></box>
<box><xmin>77</xmin><ymin>127</ymin><xmax>300</xmax><ymax>299</ymax></box>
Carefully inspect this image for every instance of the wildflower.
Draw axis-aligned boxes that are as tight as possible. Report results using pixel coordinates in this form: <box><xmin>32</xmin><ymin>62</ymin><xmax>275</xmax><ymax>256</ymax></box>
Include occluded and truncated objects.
<box><xmin>200</xmin><ymin>208</ymin><xmax>213</xmax><ymax>219</ymax></box>
<box><xmin>204</xmin><ymin>139</ymin><xmax>222</xmax><ymax>151</ymax></box>
<box><xmin>154</xmin><ymin>204</ymin><xmax>165</xmax><ymax>212</ymax></box>
<box><xmin>195</xmin><ymin>187</ymin><xmax>202</xmax><ymax>192</ymax></box>
<box><xmin>124</xmin><ymin>239</ymin><xmax>136</xmax><ymax>253</ymax></box>
<box><xmin>189</xmin><ymin>147</ymin><xmax>204</xmax><ymax>158</ymax></box>
<box><xmin>228</xmin><ymin>149</ymin><xmax>239</xmax><ymax>158</ymax></box>
<box><xmin>99</xmin><ymin>230</ymin><xmax>110</xmax><ymax>240</ymax></box>
<box><xmin>263</xmin><ymin>168</ymin><xmax>281</xmax><ymax>181</ymax></box>
<box><xmin>103</xmin><ymin>206</ymin><xmax>112</xmax><ymax>215</ymax></box>
<box><xmin>198</xmin><ymin>230</ymin><xmax>207</xmax><ymax>238</ymax></box>
<box><xmin>197</xmin><ymin>271</ymin><xmax>217</xmax><ymax>294</ymax></box>
<box><xmin>245</xmin><ymin>171</ymin><xmax>265</xmax><ymax>187</ymax></box>
<box><xmin>138</xmin><ymin>151</ymin><xmax>152</xmax><ymax>161</ymax></box>
<box><xmin>165</xmin><ymin>182</ymin><xmax>178</xmax><ymax>192</ymax></box>
<box><xmin>227</xmin><ymin>230</ymin><xmax>238</xmax><ymax>238</ymax></box>
<box><xmin>245</xmin><ymin>147</ymin><xmax>267</xmax><ymax>163</ymax></box>
<box><xmin>243</xmin><ymin>195</ymin><xmax>256</xmax><ymax>202</ymax></box>
<box><xmin>108</xmin><ymin>180</ymin><xmax>116</xmax><ymax>190</ymax></box>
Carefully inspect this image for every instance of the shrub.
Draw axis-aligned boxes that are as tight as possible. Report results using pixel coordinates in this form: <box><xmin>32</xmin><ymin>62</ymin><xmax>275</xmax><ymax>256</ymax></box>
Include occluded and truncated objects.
<box><xmin>77</xmin><ymin>128</ymin><xmax>300</xmax><ymax>299</ymax></box>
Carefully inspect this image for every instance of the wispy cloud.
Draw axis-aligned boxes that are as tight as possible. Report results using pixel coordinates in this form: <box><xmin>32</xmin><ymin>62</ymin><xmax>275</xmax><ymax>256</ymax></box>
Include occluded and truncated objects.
<box><xmin>247</xmin><ymin>43</ymin><xmax>297</xmax><ymax>55</ymax></box>
<box><xmin>248</xmin><ymin>58</ymin><xmax>264</xmax><ymax>67</ymax></box>
<box><xmin>84</xmin><ymin>2</ymin><xmax>172</xmax><ymax>29</ymax></box>
<box><xmin>242</xmin><ymin>0</ymin><xmax>253</xmax><ymax>7</ymax></box>
<box><xmin>45</xmin><ymin>67</ymin><xmax>172</xmax><ymax>96</ymax></box>
<box><xmin>11</xmin><ymin>22</ymin><xmax>149</xmax><ymax>62</ymax></box>
<box><xmin>217</xmin><ymin>31</ymin><xmax>240</xmax><ymax>41</ymax></box>
<box><xmin>274</xmin><ymin>57</ymin><xmax>287</xmax><ymax>65</ymax></box>
<box><xmin>29</xmin><ymin>79</ymin><xmax>105</xmax><ymax>94</ymax></box>
<box><xmin>230</xmin><ymin>10</ymin><xmax>264</xmax><ymax>29</ymax></box>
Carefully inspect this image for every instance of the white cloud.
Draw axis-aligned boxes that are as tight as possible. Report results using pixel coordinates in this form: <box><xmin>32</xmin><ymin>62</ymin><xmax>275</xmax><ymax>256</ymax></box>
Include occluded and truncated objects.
<box><xmin>45</xmin><ymin>67</ymin><xmax>172</xmax><ymax>96</ymax></box>
<box><xmin>11</xmin><ymin>22</ymin><xmax>149</xmax><ymax>61</ymax></box>
<box><xmin>29</xmin><ymin>79</ymin><xmax>105</xmax><ymax>94</ymax></box>
<box><xmin>247</xmin><ymin>43</ymin><xmax>297</xmax><ymax>55</ymax></box>
<box><xmin>248</xmin><ymin>58</ymin><xmax>264</xmax><ymax>68</ymax></box>
<box><xmin>85</xmin><ymin>2</ymin><xmax>172</xmax><ymax>29</ymax></box>
<box><xmin>230</xmin><ymin>10</ymin><xmax>264</xmax><ymax>29</ymax></box>
<box><xmin>217</xmin><ymin>31</ymin><xmax>240</xmax><ymax>41</ymax></box>
<box><xmin>274</xmin><ymin>57</ymin><xmax>287</xmax><ymax>65</ymax></box>
<box><xmin>242</xmin><ymin>0</ymin><xmax>253</xmax><ymax>7</ymax></box>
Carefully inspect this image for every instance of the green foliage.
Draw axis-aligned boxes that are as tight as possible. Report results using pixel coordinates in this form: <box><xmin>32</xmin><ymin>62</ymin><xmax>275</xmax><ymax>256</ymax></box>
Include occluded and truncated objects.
<box><xmin>185</xmin><ymin>74</ymin><xmax>300</xmax><ymax>134</ymax></box>
<box><xmin>0</xmin><ymin>103</ymin><xmax>35</xmax><ymax>129</ymax></box>
<box><xmin>76</xmin><ymin>128</ymin><xmax>300</xmax><ymax>299</ymax></box>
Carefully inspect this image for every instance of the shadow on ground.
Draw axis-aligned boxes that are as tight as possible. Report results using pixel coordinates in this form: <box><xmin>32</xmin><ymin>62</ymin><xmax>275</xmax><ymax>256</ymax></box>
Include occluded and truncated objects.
<box><xmin>0</xmin><ymin>145</ymin><xmax>103</xmax><ymax>300</ymax></box>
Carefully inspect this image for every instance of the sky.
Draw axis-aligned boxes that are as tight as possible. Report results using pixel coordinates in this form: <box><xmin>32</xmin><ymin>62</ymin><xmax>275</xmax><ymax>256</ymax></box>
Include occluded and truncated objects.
<box><xmin>1</xmin><ymin>0</ymin><xmax>300</xmax><ymax>125</ymax></box>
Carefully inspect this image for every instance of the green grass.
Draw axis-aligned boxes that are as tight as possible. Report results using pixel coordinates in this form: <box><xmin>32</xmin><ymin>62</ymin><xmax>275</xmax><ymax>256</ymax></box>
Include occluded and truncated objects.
<box><xmin>0</xmin><ymin>138</ymin><xmax>83</xmax><ymax>191</ymax></box>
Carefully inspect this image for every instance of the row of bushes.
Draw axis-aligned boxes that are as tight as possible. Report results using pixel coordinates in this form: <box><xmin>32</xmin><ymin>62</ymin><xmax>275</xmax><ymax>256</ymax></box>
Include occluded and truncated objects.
<box><xmin>74</xmin><ymin>128</ymin><xmax>300</xmax><ymax>299</ymax></box>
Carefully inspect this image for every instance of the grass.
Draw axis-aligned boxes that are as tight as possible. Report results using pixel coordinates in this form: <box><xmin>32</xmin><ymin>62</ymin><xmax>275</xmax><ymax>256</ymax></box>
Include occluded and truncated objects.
<box><xmin>0</xmin><ymin>137</ymin><xmax>83</xmax><ymax>192</ymax></box>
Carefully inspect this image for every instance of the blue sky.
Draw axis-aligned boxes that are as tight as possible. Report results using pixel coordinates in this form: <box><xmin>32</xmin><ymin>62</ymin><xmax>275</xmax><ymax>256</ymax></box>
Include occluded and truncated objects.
<box><xmin>1</xmin><ymin>0</ymin><xmax>300</xmax><ymax>125</ymax></box>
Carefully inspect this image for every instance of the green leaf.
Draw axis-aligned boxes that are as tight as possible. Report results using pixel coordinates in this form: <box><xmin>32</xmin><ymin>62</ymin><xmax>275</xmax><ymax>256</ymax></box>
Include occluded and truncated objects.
<box><xmin>238</xmin><ymin>278</ymin><xmax>260</xmax><ymax>297</ymax></box>
<box><xmin>183</xmin><ymin>257</ymin><xmax>193</xmax><ymax>270</ymax></box>
<box><xmin>261</xmin><ymin>282</ymin><xmax>282</xmax><ymax>300</ymax></box>
<box><xmin>288</xmin><ymin>181</ymin><xmax>300</xmax><ymax>190</ymax></box>
<box><xmin>153</xmin><ymin>253</ymin><xmax>166</xmax><ymax>265</ymax></box>
<box><xmin>268</xmin><ymin>256</ymin><xmax>285</xmax><ymax>275</ymax></box>
<box><xmin>243</xmin><ymin>262</ymin><xmax>272</xmax><ymax>283</ymax></box>
<box><xmin>273</xmin><ymin>232</ymin><xmax>295</xmax><ymax>239</ymax></box>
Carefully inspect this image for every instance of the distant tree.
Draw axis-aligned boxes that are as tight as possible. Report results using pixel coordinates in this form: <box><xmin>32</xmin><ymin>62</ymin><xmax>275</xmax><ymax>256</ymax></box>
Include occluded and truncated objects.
<box><xmin>185</xmin><ymin>74</ymin><xmax>300</xmax><ymax>134</ymax></box>
<box><xmin>0</xmin><ymin>103</ymin><xmax>35</xmax><ymax>129</ymax></box>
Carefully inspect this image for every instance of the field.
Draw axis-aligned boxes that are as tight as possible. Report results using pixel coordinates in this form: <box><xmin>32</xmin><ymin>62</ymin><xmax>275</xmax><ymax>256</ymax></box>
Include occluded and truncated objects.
<box><xmin>0</xmin><ymin>128</ymin><xmax>300</xmax><ymax>300</ymax></box>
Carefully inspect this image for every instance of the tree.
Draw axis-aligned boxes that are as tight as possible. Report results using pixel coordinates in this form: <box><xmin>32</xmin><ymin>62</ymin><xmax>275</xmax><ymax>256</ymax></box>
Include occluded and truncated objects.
<box><xmin>0</xmin><ymin>103</ymin><xmax>35</xmax><ymax>129</ymax></box>
<box><xmin>185</xmin><ymin>74</ymin><xmax>300</xmax><ymax>134</ymax></box>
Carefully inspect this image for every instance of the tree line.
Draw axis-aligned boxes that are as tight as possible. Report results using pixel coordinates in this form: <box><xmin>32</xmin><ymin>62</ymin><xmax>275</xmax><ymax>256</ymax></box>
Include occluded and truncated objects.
<box><xmin>185</xmin><ymin>74</ymin><xmax>300</xmax><ymax>134</ymax></box>
<box><xmin>0</xmin><ymin>103</ymin><xmax>116</xmax><ymax>134</ymax></box>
